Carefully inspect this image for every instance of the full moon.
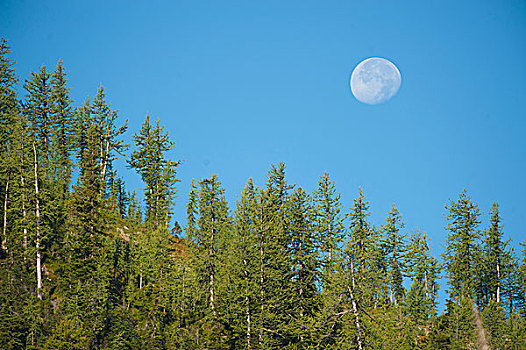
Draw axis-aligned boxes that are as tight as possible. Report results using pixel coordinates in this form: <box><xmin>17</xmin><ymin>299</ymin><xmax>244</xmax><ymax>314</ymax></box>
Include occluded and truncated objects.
<box><xmin>350</xmin><ymin>57</ymin><xmax>401</xmax><ymax>105</ymax></box>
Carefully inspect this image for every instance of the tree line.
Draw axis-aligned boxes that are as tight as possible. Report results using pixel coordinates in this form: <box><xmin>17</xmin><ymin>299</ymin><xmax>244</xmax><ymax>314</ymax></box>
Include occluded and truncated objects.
<box><xmin>1</xmin><ymin>38</ymin><xmax>525</xmax><ymax>349</ymax></box>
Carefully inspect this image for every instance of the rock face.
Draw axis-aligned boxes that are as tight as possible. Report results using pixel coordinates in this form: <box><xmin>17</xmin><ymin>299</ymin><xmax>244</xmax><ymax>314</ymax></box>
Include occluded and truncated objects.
<box><xmin>472</xmin><ymin>304</ymin><xmax>491</xmax><ymax>350</ymax></box>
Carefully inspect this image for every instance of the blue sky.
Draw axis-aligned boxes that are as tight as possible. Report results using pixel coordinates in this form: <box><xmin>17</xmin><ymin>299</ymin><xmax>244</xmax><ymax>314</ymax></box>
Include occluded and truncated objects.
<box><xmin>3</xmin><ymin>0</ymin><xmax>525</xmax><ymax>281</ymax></box>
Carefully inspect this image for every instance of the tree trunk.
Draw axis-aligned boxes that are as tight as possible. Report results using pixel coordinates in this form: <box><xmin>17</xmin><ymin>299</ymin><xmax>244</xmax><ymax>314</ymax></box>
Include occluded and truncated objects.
<box><xmin>100</xmin><ymin>138</ymin><xmax>110</xmax><ymax>185</ymax></box>
<box><xmin>244</xmin><ymin>257</ymin><xmax>252</xmax><ymax>349</ymax></box>
<box><xmin>209</xmin><ymin>204</ymin><xmax>216</xmax><ymax>316</ymax></box>
<box><xmin>424</xmin><ymin>270</ymin><xmax>429</xmax><ymax>299</ymax></box>
<box><xmin>20</xmin><ymin>153</ymin><xmax>27</xmax><ymax>262</ymax></box>
<box><xmin>2</xmin><ymin>178</ymin><xmax>8</xmax><ymax>252</ymax></box>
<box><xmin>497</xmin><ymin>259</ymin><xmax>500</xmax><ymax>303</ymax></box>
<box><xmin>349</xmin><ymin>260</ymin><xmax>363</xmax><ymax>350</ymax></box>
<box><xmin>259</xmin><ymin>207</ymin><xmax>265</xmax><ymax>346</ymax></box>
<box><xmin>21</xmin><ymin>143</ymin><xmax>28</xmax><ymax>260</ymax></box>
<box><xmin>390</xmin><ymin>248</ymin><xmax>395</xmax><ymax>304</ymax></box>
<box><xmin>33</xmin><ymin>141</ymin><xmax>42</xmax><ymax>299</ymax></box>
<box><xmin>328</xmin><ymin>220</ymin><xmax>332</xmax><ymax>263</ymax></box>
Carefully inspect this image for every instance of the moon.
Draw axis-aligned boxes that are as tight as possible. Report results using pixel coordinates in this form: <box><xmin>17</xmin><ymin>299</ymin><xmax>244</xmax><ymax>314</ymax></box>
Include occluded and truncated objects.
<box><xmin>350</xmin><ymin>57</ymin><xmax>401</xmax><ymax>105</ymax></box>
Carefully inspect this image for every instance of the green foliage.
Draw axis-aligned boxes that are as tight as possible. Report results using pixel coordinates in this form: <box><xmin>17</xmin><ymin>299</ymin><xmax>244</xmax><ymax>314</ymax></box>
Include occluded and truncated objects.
<box><xmin>445</xmin><ymin>297</ymin><xmax>477</xmax><ymax>350</ymax></box>
<box><xmin>443</xmin><ymin>189</ymin><xmax>482</xmax><ymax>299</ymax></box>
<box><xmin>345</xmin><ymin>188</ymin><xmax>383</xmax><ymax>306</ymax></box>
<box><xmin>128</xmin><ymin>114</ymin><xmax>179</xmax><ymax>227</ymax></box>
<box><xmin>382</xmin><ymin>204</ymin><xmax>407</xmax><ymax>305</ymax></box>
<box><xmin>2</xmin><ymin>38</ymin><xmax>526</xmax><ymax>350</ymax></box>
<box><xmin>312</xmin><ymin>172</ymin><xmax>344</xmax><ymax>280</ymax></box>
<box><xmin>482</xmin><ymin>298</ymin><xmax>507</xmax><ymax>349</ymax></box>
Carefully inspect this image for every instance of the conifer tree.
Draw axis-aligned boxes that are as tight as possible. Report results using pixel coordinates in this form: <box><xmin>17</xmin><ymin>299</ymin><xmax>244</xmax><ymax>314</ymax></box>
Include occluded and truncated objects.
<box><xmin>482</xmin><ymin>202</ymin><xmax>508</xmax><ymax>305</ymax></box>
<box><xmin>128</xmin><ymin>114</ymin><xmax>179</xmax><ymax>226</ymax></box>
<box><xmin>312</xmin><ymin>172</ymin><xmax>344</xmax><ymax>285</ymax></box>
<box><xmin>0</xmin><ymin>38</ymin><xmax>19</xmax><ymax>254</ymax></box>
<box><xmin>444</xmin><ymin>297</ymin><xmax>477</xmax><ymax>349</ymax></box>
<box><xmin>50</xmin><ymin>59</ymin><xmax>74</xmax><ymax>200</ymax></box>
<box><xmin>342</xmin><ymin>188</ymin><xmax>377</xmax><ymax>349</ymax></box>
<box><xmin>256</xmin><ymin>163</ymin><xmax>294</xmax><ymax>348</ymax></box>
<box><xmin>443</xmin><ymin>189</ymin><xmax>481</xmax><ymax>299</ymax></box>
<box><xmin>382</xmin><ymin>204</ymin><xmax>407</xmax><ymax>305</ymax></box>
<box><xmin>3</xmin><ymin>38</ymin><xmax>526</xmax><ymax>348</ymax></box>
<box><xmin>406</xmin><ymin>231</ymin><xmax>440</xmax><ymax>312</ymax></box>
<box><xmin>90</xmin><ymin>87</ymin><xmax>128</xmax><ymax>193</ymax></box>
<box><xmin>127</xmin><ymin>190</ymin><xmax>143</xmax><ymax>226</ymax></box>
<box><xmin>345</xmin><ymin>188</ymin><xmax>382</xmax><ymax>307</ymax></box>
<box><xmin>228</xmin><ymin>178</ymin><xmax>260</xmax><ymax>349</ymax></box>
<box><xmin>311</xmin><ymin>173</ymin><xmax>346</xmax><ymax>349</ymax></box>
<box><xmin>24</xmin><ymin>65</ymin><xmax>52</xmax><ymax>166</ymax></box>
<box><xmin>185</xmin><ymin>175</ymin><xmax>231</xmax><ymax>348</ymax></box>
<box><xmin>0</xmin><ymin>37</ymin><xmax>35</xmax><ymax>349</ymax></box>
<box><xmin>24</xmin><ymin>64</ymin><xmax>56</xmax><ymax>300</ymax></box>
<box><xmin>287</xmin><ymin>186</ymin><xmax>320</xmax><ymax>347</ymax></box>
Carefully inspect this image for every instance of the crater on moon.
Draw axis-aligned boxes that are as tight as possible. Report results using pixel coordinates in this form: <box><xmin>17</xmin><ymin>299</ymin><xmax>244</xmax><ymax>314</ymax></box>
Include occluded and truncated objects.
<box><xmin>350</xmin><ymin>57</ymin><xmax>401</xmax><ymax>105</ymax></box>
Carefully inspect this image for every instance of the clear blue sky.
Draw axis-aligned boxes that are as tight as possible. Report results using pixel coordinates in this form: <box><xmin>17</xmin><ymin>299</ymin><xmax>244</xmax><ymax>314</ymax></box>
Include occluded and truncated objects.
<box><xmin>3</xmin><ymin>1</ymin><xmax>525</xmax><ymax>268</ymax></box>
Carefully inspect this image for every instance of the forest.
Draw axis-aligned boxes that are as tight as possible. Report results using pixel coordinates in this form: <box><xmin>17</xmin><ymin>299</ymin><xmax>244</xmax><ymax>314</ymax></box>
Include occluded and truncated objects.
<box><xmin>0</xmin><ymin>37</ymin><xmax>525</xmax><ymax>349</ymax></box>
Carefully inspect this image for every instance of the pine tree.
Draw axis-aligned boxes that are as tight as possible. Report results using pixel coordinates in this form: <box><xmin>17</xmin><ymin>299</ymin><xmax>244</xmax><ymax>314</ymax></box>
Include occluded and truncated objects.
<box><xmin>482</xmin><ymin>203</ymin><xmax>508</xmax><ymax>305</ymax></box>
<box><xmin>127</xmin><ymin>190</ymin><xmax>142</xmax><ymax>226</ymax></box>
<box><xmin>345</xmin><ymin>188</ymin><xmax>383</xmax><ymax>307</ymax></box>
<box><xmin>443</xmin><ymin>189</ymin><xmax>482</xmax><ymax>299</ymax></box>
<box><xmin>342</xmin><ymin>188</ymin><xmax>378</xmax><ymax>349</ymax></box>
<box><xmin>0</xmin><ymin>38</ymin><xmax>20</xmax><ymax>254</ymax></box>
<box><xmin>482</xmin><ymin>298</ymin><xmax>507</xmax><ymax>350</ymax></box>
<box><xmin>312</xmin><ymin>172</ymin><xmax>344</xmax><ymax>286</ymax></box>
<box><xmin>287</xmin><ymin>186</ymin><xmax>320</xmax><ymax>347</ymax></box>
<box><xmin>49</xmin><ymin>59</ymin><xmax>74</xmax><ymax>200</ymax></box>
<box><xmin>184</xmin><ymin>175</ymin><xmax>231</xmax><ymax>348</ymax></box>
<box><xmin>128</xmin><ymin>114</ymin><xmax>180</xmax><ymax>227</ymax></box>
<box><xmin>227</xmin><ymin>178</ymin><xmax>260</xmax><ymax>349</ymax></box>
<box><xmin>382</xmin><ymin>204</ymin><xmax>407</xmax><ymax>305</ymax></box>
<box><xmin>311</xmin><ymin>172</ymin><xmax>346</xmax><ymax>349</ymax></box>
<box><xmin>89</xmin><ymin>87</ymin><xmax>128</xmax><ymax>195</ymax></box>
<box><xmin>24</xmin><ymin>65</ymin><xmax>52</xmax><ymax>166</ymax></box>
<box><xmin>406</xmin><ymin>230</ymin><xmax>440</xmax><ymax>313</ymax></box>
<box><xmin>256</xmin><ymin>163</ymin><xmax>294</xmax><ymax>348</ymax></box>
<box><xmin>23</xmin><ymin>64</ymin><xmax>56</xmax><ymax>300</ymax></box>
<box><xmin>444</xmin><ymin>296</ymin><xmax>477</xmax><ymax>350</ymax></box>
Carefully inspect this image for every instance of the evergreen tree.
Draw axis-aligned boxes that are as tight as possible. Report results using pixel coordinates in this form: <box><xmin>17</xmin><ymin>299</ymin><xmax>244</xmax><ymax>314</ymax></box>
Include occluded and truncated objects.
<box><xmin>128</xmin><ymin>114</ymin><xmax>180</xmax><ymax>226</ymax></box>
<box><xmin>311</xmin><ymin>173</ymin><xmax>346</xmax><ymax>349</ymax></box>
<box><xmin>185</xmin><ymin>175</ymin><xmax>231</xmax><ymax>348</ymax></box>
<box><xmin>24</xmin><ymin>64</ymin><xmax>57</xmax><ymax>301</ymax></box>
<box><xmin>443</xmin><ymin>189</ymin><xmax>482</xmax><ymax>299</ymax></box>
<box><xmin>3</xmin><ymin>38</ymin><xmax>526</xmax><ymax>349</ymax></box>
<box><xmin>406</xmin><ymin>230</ymin><xmax>440</xmax><ymax>313</ymax></box>
<box><xmin>227</xmin><ymin>178</ymin><xmax>260</xmax><ymax>349</ymax></box>
<box><xmin>312</xmin><ymin>172</ymin><xmax>344</xmax><ymax>281</ymax></box>
<box><xmin>256</xmin><ymin>163</ymin><xmax>294</xmax><ymax>348</ymax></box>
<box><xmin>0</xmin><ymin>37</ymin><xmax>20</xmax><ymax>254</ymax></box>
<box><xmin>287</xmin><ymin>186</ymin><xmax>320</xmax><ymax>347</ymax></box>
<box><xmin>345</xmin><ymin>188</ymin><xmax>382</xmax><ymax>307</ymax></box>
<box><xmin>127</xmin><ymin>190</ymin><xmax>142</xmax><ymax>226</ymax></box>
<box><xmin>342</xmin><ymin>188</ymin><xmax>379</xmax><ymax>349</ymax></box>
<box><xmin>481</xmin><ymin>202</ymin><xmax>509</xmax><ymax>306</ymax></box>
<box><xmin>382</xmin><ymin>204</ymin><xmax>407</xmax><ymax>305</ymax></box>
<box><xmin>443</xmin><ymin>297</ymin><xmax>477</xmax><ymax>350</ymax></box>
<box><xmin>90</xmin><ymin>87</ymin><xmax>128</xmax><ymax>194</ymax></box>
<box><xmin>50</xmin><ymin>59</ymin><xmax>74</xmax><ymax>200</ymax></box>
<box><xmin>482</xmin><ymin>298</ymin><xmax>507</xmax><ymax>350</ymax></box>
